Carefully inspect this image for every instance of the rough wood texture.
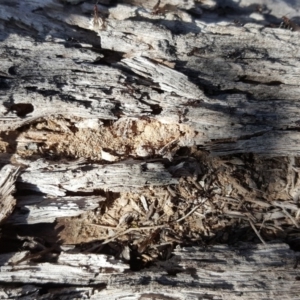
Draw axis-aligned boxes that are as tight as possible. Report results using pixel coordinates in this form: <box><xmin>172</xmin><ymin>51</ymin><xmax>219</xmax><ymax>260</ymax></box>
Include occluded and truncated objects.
<box><xmin>18</xmin><ymin>160</ymin><xmax>178</xmax><ymax>195</ymax></box>
<box><xmin>0</xmin><ymin>243</ymin><xmax>299</xmax><ymax>299</ymax></box>
<box><xmin>1</xmin><ymin>0</ymin><xmax>300</xmax><ymax>157</ymax></box>
<box><xmin>1</xmin><ymin>0</ymin><xmax>300</xmax><ymax>299</ymax></box>
<box><xmin>6</xmin><ymin>194</ymin><xmax>105</xmax><ymax>224</ymax></box>
<box><xmin>0</xmin><ymin>165</ymin><xmax>19</xmax><ymax>224</ymax></box>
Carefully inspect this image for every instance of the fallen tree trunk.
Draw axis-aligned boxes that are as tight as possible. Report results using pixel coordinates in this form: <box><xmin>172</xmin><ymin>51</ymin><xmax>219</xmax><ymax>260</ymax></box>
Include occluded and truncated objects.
<box><xmin>1</xmin><ymin>243</ymin><xmax>299</xmax><ymax>299</ymax></box>
<box><xmin>1</xmin><ymin>0</ymin><xmax>300</xmax><ymax>158</ymax></box>
<box><xmin>0</xmin><ymin>0</ymin><xmax>300</xmax><ymax>298</ymax></box>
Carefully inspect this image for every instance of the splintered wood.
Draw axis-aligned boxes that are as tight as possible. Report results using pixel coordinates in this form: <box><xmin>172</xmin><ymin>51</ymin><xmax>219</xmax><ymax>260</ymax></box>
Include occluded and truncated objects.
<box><xmin>93</xmin><ymin>3</ymin><xmax>106</xmax><ymax>31</ymax></box>
<box><xmin>4</xmin><ymin>153</ymin><xmax>298</xmax><ymax>262</ymax></box>
<box><xmin>0</xmin><ymin>243</ymin><xmax>299</xmax><ymax>299</ymax></box>
<box><xmin>0</xmin><ymin>165</ymin><xmax>19</xmax><ymax>224</ymax></box>
<box><xmin>0</xmin><ymin>0</ymin><xmax>300</xmax><ymax>298</ymax></box>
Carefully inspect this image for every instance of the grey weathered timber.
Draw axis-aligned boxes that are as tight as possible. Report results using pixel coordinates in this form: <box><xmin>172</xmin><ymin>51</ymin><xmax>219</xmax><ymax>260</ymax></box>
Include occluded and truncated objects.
<box><xmin>0</xmin><ymin>0</ymin><xmax>300</xmax><ymax>156</ymax></box>
<box><xmin>0</xmin><ymin>165</ymin><xmax>19</xmax><ymax>224</ymax></box>
<box><xmin>0</xmin><ymin>243</ymin><xmax>299</xmax><ymax>299</ymax></box>
<box><xmin>6</xmin><ymin>194</ymin><xmax>105</xmax><ymax>224</ymax></box>
<box><xmin>0</xmin><ymin>0</ymin><xmax>300</xmax><ymax>299</ymax></box>
<box><xmin>18</xmin><ymin>160</ymin><xmax>178</xmax><ymax>196</ymax></box>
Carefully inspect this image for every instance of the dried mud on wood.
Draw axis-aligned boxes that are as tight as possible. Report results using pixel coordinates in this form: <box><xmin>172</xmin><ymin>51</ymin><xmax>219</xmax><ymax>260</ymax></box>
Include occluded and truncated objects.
<box><xmin>0</xmin><ymin>0</ymin><xmax>300</xmax><ymax>297</ymax></box>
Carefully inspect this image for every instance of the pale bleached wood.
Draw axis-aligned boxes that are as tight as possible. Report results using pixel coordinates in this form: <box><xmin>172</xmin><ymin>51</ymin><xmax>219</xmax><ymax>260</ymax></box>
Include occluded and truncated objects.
<box><xmin>0</xmin><ymin>243</ymin><xmax>298</xmax><ymax>299</ymax></box>
<box><xmin>6</xmin><ymin>195</ymin><xmax>105</xmax><ymax>224</ymax></box>
<box><xmin>0</xmin><ymin>165</ymin><xmax>19</xmax><ymax>224</ymax></box>
<box><xmin>0</xmin><ymin>1</ymin><xmax>300</xmax><ymax>299</ymax></box>
<box><xmin>210</xmin><ymin>130</ymin><xmax>300</xmax><ymax>156</ymax></box>
<box><xmin>1</xmin><ymin>1</ymin><xmax>300</xmax><ymax>155</ymax></box>
<box><xmin>18</xmin><ymin>161</ymin><xmax>178</xmax><ymax>196</ymax></box>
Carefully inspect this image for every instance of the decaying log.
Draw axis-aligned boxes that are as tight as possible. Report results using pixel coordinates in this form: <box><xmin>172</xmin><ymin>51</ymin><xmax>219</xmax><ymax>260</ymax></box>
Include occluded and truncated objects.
<box><xmin>1</xmin><ymin>0</ymin><xmax>300</xmax><ymax>299</ymax></box>
<box><xmin>6</xmin><ymin>194</ymin><xmax>105</xmax><ymax>224</ymax></box>
<box><xmin>6</xmin><ymin>159</ymin><xmax>177</xmax><ymax>224</ymax></box>
<box><xmin>1</xmin><ymin>0</ymin><xmax>300</xmax><ymax>157</ymax></box>
<box><xmin>18</xmin><ymin>160</ymin><xmax>178</xmax><ymax>196</ymax></box>
<box><xmin>0</xmin><ymin>243</ymin><xmax>299</xmax><ymax>299</ymax></box>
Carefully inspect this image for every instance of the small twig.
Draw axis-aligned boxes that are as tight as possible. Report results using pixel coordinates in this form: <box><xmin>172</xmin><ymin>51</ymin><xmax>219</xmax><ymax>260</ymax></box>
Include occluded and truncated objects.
<box><xmin>249</xmin><ymin>219</ymin><xmax>267</xmax><ymax>245</ymax></box>
<box><xmin>90</xmin><ymin>224</ymin><xmax>118</xmax><ymax>229</ymax></box>
<box><xmin>176</xmin><ymin>202</ymin><xmax>204</xmax><ymax>223</ymax></box>
<box><xmin>158</xmin><ymin>138</ymin><xmax>178</xmax><ymax>155</ymax></box>
<box><xmin>282</xmin><ymin>208</ymin><xmax>299</xmax><ymax>228</ymax></box>
<box><xmin>99</xmin><ymin>225</ymin><xmax>166</xmax><ymax>245</ymax></box>
<box><xmin>83</xmin><ymin>242</ymin><xmax>104</xmax><ymax>254</ymax></box>
<box><xmin>167</xmin><ymin>185</ymin><xmax>177</xmax><ymax>197</ymax></box>
<box><xmin>258</xmin><ymin>218</ymin><xmax>266</xmax><ymax>233</ymax></box>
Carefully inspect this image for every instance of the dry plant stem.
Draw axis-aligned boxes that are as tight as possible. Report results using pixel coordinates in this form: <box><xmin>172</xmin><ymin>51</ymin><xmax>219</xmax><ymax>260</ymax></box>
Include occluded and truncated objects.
<box><xmin>249</xmin><ymin>219</ymin><xmax>267</xmax><ymax>245</ymax></box>
<box><xmin>175</xmin><ymin>201</ymin><xmax>206</xmax><ymax>223</ymax></box>
<box><xmin>282</xmin><ymin>208</ymin><xmax>299</xmax><ymax>228</ymax></box>
<box><xmin>98</xmin><ymin>225</ymin><xmax>167</xmax><ymax>245</ymax></box>
<box><xmin>89</xmin><ymin>224</ymin><xmax>118</xmax><ymax>229</ymax></box>
<box><xmin>158</xmin><ymin>138</ymin><xmax>178</xmax><ymax>155</ymax></box>
<box><xmin>83</xmin><ymin>242</ymin><xmax>104</xmax><ymax>254</ymax></box>
<box><xmin>258</xmin><ymin>218</ymin><xmax>267</xmax><ymax>232</ymax></box>
<box><xmin>93</xmin><ymin>200</ymin><xmax>206</xmax><ymax>244</ymax></box>
<box><xmin>191</xmin><ymin>178</ymin><xmax>203</xmax><ymax>190</ymax></box>
<box><xmin>245</xmin><ymin>197</ymin><xmax>271</xmax><ymax>208</ymax></box>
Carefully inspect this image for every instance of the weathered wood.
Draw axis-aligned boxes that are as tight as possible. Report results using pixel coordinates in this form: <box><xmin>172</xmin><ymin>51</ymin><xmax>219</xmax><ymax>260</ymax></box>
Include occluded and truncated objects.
<box><xmin>0</xmin><ymin>243</ymin><xmax>299</xmax><ymax>299</ymax></box>
<box><xmin>0</xmin><ymin>0</ymin><xmax>300</xmax><ymax>298</ymax></box>
<box><xmin>18</xmin><ymin>160</ymin><xmax>178</xmax><ymax>195</ymax></box>
<box><xmin>1</xmin><ymin>0</ymin><xmax>300</xmax><ymax>156</ymax></box>
<box><xmin>6</xmin><ymin>194</ymin><xmax>105</xmax><ymax>224</ymax></box>
<box><xmin>0</xmin><ymin>165</ymin><xmax>19</xmax><ymax>224</ymax></box>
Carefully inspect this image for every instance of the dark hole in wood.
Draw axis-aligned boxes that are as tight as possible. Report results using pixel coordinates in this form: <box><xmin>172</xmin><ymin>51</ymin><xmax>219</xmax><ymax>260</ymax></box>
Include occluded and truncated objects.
<box><xmin>8</xmin><ymin>66</ymin><xmax>17</xmax><ymax>75</ymax></box>
<box><xmin>150</xmin><ymin>104</ymin><xmax>162</xmax><ymax>115</ymax></box>
<box><xmin>101</xmin><ymin>119</ymin><xmax>114</xmax><ymax>127</ymax></box>
<box><xmin>38</xmin><ymin>287</ymin><xmax>49</xmax><ymax>295</ymax></box>
<box><xmin>0</xmin><ymin>79</ymin><xmax>10</xmax><ymax>89</ymax></box>
<box><xmin>93</xmin><ymin>49</ymin><xmax>125</xmax><ymax>65</ymax></box>
<box><xmin>36</xmin><ymin>89</ymin><xmax>59</xmax><ymax>97</ymax></box>
<box><xmin>10</xmin><ymin>103</ymin><xmax>34</xmax><ymax>117</ymax></box>
<box><xmin>175</xmin><ymin>146</ymin><xmax>190</xmax><ymax>156</ymax></box>
<box><xmin>25</xmin><ymin>86</ymin><xmax>37</xmax><ymax>91</ymax></box>
<box><xmin>166</xmin><ymin>268</ymin><xmax>181</xmax><ymax>276</ymax></box>
<box><xmin>111</xmin><ymin>102</ymin><xmax>122</xmax><ymax>118</ymax></box>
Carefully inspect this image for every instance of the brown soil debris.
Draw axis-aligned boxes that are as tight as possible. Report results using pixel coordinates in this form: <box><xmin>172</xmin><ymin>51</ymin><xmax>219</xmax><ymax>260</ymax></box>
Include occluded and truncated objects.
<box><xmin>1</xmin><ymin>116</ymin><xmax>300</xmax><ymax>270</ymax></box>
<box><xmin>13</xmin><ymin>116</ymin><xmax>194</xmax><ymax>161</ymax></box>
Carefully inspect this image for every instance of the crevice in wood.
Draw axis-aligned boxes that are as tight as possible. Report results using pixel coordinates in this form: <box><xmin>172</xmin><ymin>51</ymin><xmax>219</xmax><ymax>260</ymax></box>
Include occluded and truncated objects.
<box><xmin>1</xmin><ymin>0</ymin><xmax>300</xmax><ymax>297</ymax></box>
